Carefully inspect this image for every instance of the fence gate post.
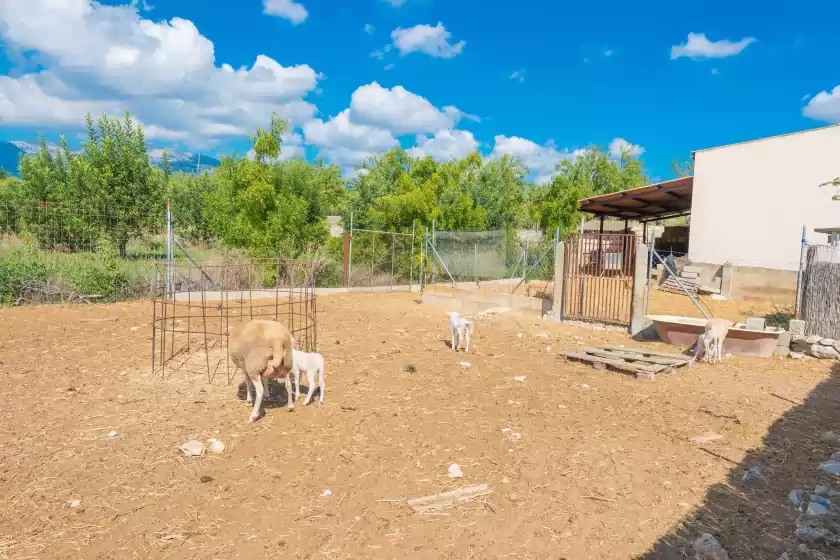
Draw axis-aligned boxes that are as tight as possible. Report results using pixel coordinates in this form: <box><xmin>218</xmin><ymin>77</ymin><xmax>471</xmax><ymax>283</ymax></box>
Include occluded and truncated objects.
<box><xmin>795</xmin><ymin>224</ymin><xmax>807</xmax><ymax>319</ymax></box>
<box><xmin>343</xmin><ymin>230</ymin><xmax>350</xmax><ymax>289</ymax></box>
<box><xmin>348</xmin><ymin>212</ymin><xmax>353</xmax><ymax>290</ymax></box>
<box><xmin>551</xmin><ymin>240</ymin><xmax>566</xmax><ymax>321</ymax></box>
<box><xmin>410</xmin><ymin>220</ymin><xmax>416</xmax><ymax>291</ymax></box>
<box><xmin>630</xmin><ymin>242</ymin><xmax>649</xmax><ymax>336</ymax></box>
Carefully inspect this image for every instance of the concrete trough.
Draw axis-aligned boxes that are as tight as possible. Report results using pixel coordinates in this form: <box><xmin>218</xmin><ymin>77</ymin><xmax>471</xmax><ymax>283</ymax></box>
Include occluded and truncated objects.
<box><xmin>646</xmin><ymin>314</ymin><xmax>785</xmax><ymax>358</ymax></box>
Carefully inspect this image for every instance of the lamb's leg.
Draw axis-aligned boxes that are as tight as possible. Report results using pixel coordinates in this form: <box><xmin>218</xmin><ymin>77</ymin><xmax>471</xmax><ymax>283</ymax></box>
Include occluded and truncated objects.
<box><xmin>262</xmin><ymin>377</ymin><xmax>271</xmax><ymax>401</ymax></box>
<box><xmin>464</xmin><ymin>327</ymin><xmax>470</xmax><ymax>354</ymax></box>
<box><xmin>244</xmin><ymin>371</ymin><xmax>254</xmax><ymax>404</ymax></box>
<box><xmin>294</xmin><ymin>367</ymin><xmax>301</xmax><ymax>399</ymax></box>
<box><xmin>451</xmin><ymin>327</ymin><xmax>457</xmax><ymax>352</ymax></box>
<box><xmin>303</xmin><ymin>368</ymin><xmax>316</xmax><ymax>406</ymax></box>
<box><xmin>248</xmin><ymin>374</ymin><xmax>264</xmax><ymax>422</ymax></box>
<box><xmin>318</xmin><ymin>363</ymin><xmax>325</xmax><ymax>405</ymax></box>
<box><xmin>284</xmin><ymin>372</ymin><xmax>295</xmax><ymax>411</ymax></box>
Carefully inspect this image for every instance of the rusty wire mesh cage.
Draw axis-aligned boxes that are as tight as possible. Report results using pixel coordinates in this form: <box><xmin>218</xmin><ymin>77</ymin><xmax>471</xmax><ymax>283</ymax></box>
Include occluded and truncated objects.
<box><xmin>151</xmin><ymin>257</ymin><xmax>317</xmax><ymax>383</ymax></box>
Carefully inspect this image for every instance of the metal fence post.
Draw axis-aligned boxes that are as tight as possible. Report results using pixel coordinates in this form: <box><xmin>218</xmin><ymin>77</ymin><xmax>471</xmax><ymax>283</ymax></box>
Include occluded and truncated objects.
<box><xmin>166</xmin><ymin>200</ymin><xmax>172</xmax><ymax>299</ymax></box>
<box><xmin>410</xmin><ymin>220</ymin><xmax>416</xmax><ymax>291</ymax></box>
<box><xmin>431</xmin><ymin>220</ymin><xmax>436</xmax><ymax>284</ymax></box>
<box><xmin>646</xmin><ymin>231</ymin><xmax>654</xmax><ymax>315</ymax></box>
<box><xmin>474</xmin><ymin>243</ymin><xmax>478</xmax><ymax>286</ymax></box>
<box><xmin>795</xmin><ymin>224</ymin><xmax>807</xmax><ymax>319</ymax></box>
<box><xmin>348</xmin><ymin>212</ymin><xmax>353</xmax><ymax>290</ymax></box>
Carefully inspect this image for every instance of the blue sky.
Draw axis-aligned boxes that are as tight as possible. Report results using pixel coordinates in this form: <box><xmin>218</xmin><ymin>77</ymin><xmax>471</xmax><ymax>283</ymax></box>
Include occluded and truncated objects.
<box><xmin>1</xmin><ymin>0</ymin><xmax>839</xmax><ymax>181</ymax></box>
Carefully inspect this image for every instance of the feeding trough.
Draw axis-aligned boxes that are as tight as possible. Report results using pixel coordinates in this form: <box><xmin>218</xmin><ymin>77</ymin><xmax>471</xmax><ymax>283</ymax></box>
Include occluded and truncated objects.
<box><xmin>646</xmin><ymin>315</ymin><xmax>785</xmax><ymax>358</ymax></box>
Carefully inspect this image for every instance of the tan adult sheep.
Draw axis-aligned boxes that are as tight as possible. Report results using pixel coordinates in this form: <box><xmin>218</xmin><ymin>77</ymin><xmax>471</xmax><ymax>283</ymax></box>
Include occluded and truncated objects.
<box><xmin>229</xmin><ymin>319</ymin><xmax>295</xmax><ymax>422</ymax></box>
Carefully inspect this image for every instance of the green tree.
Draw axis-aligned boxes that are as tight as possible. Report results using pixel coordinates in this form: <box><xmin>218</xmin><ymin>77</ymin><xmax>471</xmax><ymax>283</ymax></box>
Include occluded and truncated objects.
<box><xmin>672</xmin><ymin>158</ymin><xmax>694</xmax><ymax>177</ymax></box>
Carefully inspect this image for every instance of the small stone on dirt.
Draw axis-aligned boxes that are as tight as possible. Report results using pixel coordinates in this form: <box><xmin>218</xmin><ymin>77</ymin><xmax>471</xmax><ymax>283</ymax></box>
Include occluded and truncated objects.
<box><xmin>179</xmin><ymin>440</ymin><xmax>206</xmax><ymax>457</ymax></box>
<box><xmin>448</xmin><ymin>463</ymin><xmax>464</xmax><ymax>478</ymax></box>
<box><xmin>795</xmin><ymin>514</ymin><xmax>840</xmax><ymax>544</ymax></box>
<box><xmin>778</xmin><ymin>553</ymin><xmax>790</xmax><ymax>560</ymax></box>
<box><xmin>107</xmin><ymin>430</ymin><xmax>118</xmax><ymax>439</ymax></box>
<box><xmin>822</xmin><ymin>431</ymin><xmax>840</xmax><ymax>444</ymax></box>
<box><xmin>517</xmin><ymin>332</ymin><xmax>523</xmax><ymax>339</ymax></box>
<box><xmin>513</xmin><ymin>376</ymin><xmax>526</xmax><ymax>383</ymax></box>
<box><xmin>206</xmin><ymin>438</ymin><xmax>225</xmax><ymax>454</ymax></box>
<box><xmin>459</xmin><ymin>362</ymin><xmax>471</xmax><ymax>368</ymax></box>
<box><xmin>693</xmin><ymin>533</ymin><xmax>730</xmax><ymax>560</ymax></box>
<box><xmin>199</xmin><ymin>475</ymin><xmax>214</xmax><ymax>483</ymax></box>
<box><xmin>320</xmin><ymin>489</ymin><xmax>332</xmax><ymax>497</ymax></box>
<box><xmin>405</xmin><ymin>364</ymin><xmax>417</xmax><ymax>373</ymax></box>
<box><xmin>691</xmin><ymin>432</ymin><xmax>724</xmax><ymax>444</ymax></box>
<box><xmin>68</xmin><ymin>499</ymin><xmax>82</xmax><ymax>508</ymax></box>
<box><xmin>741</xmin><ymin>466</ymin><xmax>766</xmax><ymax>485</ymax></box>
<box><xmin>819</xmin><ymin>460</ymin><xmax>840</xmax><ymax>477</ymax></box>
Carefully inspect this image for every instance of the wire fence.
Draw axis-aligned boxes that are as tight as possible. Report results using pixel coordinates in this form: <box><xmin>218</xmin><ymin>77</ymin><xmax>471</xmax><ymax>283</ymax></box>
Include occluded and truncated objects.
<box><xmin>347</xmin><ymin>228</ymin><xmax>416</xmax><ymax>289</ymax></box>
<box><xmin>800</xmin><ymin>243</ymin><xmax>840</xmax><ymax>339</ymax></box>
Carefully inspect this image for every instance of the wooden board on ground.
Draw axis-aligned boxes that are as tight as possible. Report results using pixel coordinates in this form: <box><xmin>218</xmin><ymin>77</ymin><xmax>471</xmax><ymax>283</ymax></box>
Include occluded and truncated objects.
<box><xmin>563</xmin><ymin>346</ymin><xmax>694</xmax><ymax>380</ymax></box>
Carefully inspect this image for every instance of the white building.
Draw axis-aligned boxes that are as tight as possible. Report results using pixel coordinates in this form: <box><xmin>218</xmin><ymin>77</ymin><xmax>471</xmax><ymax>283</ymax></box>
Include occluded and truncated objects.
<box><xmin>578</xmin><ymin>124</ymin><xmax>840</xmax><ymax>300</ymax></box>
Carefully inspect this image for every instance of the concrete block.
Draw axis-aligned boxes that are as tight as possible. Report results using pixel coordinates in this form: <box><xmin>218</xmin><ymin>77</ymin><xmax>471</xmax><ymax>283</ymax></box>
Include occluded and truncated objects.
<box><xmin>789</xmin><ymin>319</ymin><xmax>806</xmax><ymax>336</ymax></box>
<box><xmin>776</xmin><ymin>330</ymin><xmax>791</xmax><ymax>351</ymax></box>
<box><xmin>682</xmin><ymin>265</ymin><xmax>703</xmax><ymax>274</ymax></box>
<box><xmin>720</xmin><ymin>263</ymin><xmax>734</xmax><ymax>299</ymax></box>
<box><xmin>745</xmin><ymin>317</ymin><xmax>766</xmax><ymax>331</ymax></box>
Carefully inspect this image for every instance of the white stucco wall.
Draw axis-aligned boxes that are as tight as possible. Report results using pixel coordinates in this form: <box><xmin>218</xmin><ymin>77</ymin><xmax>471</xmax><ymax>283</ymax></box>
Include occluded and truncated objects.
<box><xmin>688</xmin><ymin>124</ymin><xmax>840</xmax><ymax>271</ymax></box>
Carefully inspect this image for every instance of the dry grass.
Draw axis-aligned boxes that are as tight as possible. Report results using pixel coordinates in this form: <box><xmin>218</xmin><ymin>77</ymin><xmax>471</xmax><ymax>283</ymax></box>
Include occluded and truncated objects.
<box><xmin>0</xmin><ymin>293</ymin><xmax>833</xmax><ymax>559</ymax></box>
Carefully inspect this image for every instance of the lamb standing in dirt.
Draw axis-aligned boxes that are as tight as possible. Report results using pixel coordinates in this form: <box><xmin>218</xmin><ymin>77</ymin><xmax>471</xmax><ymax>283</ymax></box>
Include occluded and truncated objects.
<box><xmin>229</xmin><ymin>319</ymin><xmax>295</xmax><ymax>422</ymax></box>
<box><xmin>289</xmin><ymin>335</ymin><xmax>325</xmax><ymax>406</ymax></box>
<box><xmin>447</xmin><ymin>311</ymin><xmax>473</xmax><ymax>353</ymax></box>
<box><xmin>693</xmin><ymin>318</ymin><xmax>733</xmax><ymax>364</ymax></box>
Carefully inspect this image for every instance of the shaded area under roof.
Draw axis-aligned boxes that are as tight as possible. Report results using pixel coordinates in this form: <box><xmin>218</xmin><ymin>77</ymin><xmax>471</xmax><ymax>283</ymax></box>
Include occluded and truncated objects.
<box><xmin>577</xmin><ymin>176</ymin><xmax>693</xmax><ymax>222</ymax></box>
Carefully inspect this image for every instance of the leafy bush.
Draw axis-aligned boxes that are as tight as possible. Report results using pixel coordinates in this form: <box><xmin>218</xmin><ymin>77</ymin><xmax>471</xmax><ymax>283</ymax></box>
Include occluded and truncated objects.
<box><xmin>0</xmin><ymin>241</ymin><xmax>48</xmax><ymax>304</ymax></box>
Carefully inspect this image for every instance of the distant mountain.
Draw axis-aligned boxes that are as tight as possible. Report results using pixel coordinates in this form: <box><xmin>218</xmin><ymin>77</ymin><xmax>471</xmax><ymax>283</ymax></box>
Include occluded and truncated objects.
<box><xmin>0</xmin><ymin>141</ymin><xmax>221</xmax><ymax>177</ymax></box>
<box><xmin>148</xmin><ymin>149</ymin><xmax>221</xmax><ymax>174</ymax></box>
<box><xmin>0</xmin><ymin>141</ymin><xmax>24</xmax><ymax>176</ymax></box>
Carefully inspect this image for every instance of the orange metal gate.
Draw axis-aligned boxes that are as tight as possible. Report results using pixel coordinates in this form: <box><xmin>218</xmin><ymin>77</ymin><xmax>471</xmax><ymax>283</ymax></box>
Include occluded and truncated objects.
<box><xmin>561</xmin><ymin>232</ymin><xmax>639</xmax><ymax>326</ymax></box>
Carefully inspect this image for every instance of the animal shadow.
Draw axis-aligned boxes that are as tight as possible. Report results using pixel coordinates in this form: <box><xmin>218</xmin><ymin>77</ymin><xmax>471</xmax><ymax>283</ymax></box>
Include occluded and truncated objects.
<box><xmin>236</xmin><ymin>379</ymin><xmax>319</xmax><ymax>408</ymax></box>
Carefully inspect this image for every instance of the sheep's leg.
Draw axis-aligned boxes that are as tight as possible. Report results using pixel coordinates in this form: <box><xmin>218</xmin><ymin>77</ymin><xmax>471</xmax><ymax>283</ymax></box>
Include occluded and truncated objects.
<box><xmin>451</xmin><ymin>328</ymin><xmax>457</xmax><ymax>352</ymax></box>
<box><xmin>248</xmin><ymin>375</ymin><xmax>264</xmax><ymax>422</ymax></box>
<box><xmin>303</xmin><ymin>368</ymin><xmax>316</xmax><ymax>406</ymax></box>
<box><xmin>244</xmin><ymin>372</ymin><xmax>254</xmax><ymax>404</ymax></box>
<box><xmin>294</xmin><ymin>367</ymin><xmax>301</xmax><ymax>399</ymax></box>
<box><xmin>318</xmin><ymin>364</ymin><xmax>325</xmax><ymax>405</ymax></box>
<box><xmin>285</xmin><ymin>373</ymin><xmax>295</xmax><ymax>411</ymax></box>
<box><xmin>262</xmin><ymin>377</ymin><xmax>271</xmax><ymax>401</ymax></box>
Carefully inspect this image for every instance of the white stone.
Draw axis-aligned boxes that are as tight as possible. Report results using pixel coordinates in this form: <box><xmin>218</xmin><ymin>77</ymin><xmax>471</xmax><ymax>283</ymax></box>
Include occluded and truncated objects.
<box><xmin>447</xmin><ymin>463</ymin><xmax>464</xmax><ymax>478</ymax></box>
<box><xmin>206</xmin><ymin>438</ymin><xmax>225</xmax><ymax>454</ymax></box>
<box><xmin>179</xmin><ymin>439</ymin><xmax>206</xmax><ymax>457</ymax></box>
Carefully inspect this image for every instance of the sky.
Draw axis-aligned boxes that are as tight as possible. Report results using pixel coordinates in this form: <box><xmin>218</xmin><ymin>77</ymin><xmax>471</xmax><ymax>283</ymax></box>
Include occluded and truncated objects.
<box><xmin>0</xmin><ymin>0</ymin><xmax>839</xmax><ymax>182</ymax></box>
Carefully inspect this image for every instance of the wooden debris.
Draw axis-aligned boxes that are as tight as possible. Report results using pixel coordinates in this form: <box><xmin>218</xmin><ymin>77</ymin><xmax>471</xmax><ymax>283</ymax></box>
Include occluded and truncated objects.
<box><xmin>406</xmin><ymin>484</ymin><xmax>492</xmax><ymax>514</ymax></box>
<box><xmin>563</xmin><ymin>346</ymin><xmax>694</xmax><ymax>380</ymax></box>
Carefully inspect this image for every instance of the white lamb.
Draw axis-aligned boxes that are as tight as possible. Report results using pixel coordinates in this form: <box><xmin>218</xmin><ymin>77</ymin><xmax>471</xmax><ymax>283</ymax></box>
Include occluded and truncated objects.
<box><xmin>289</xmin><ymin>336</ymin><xmax>325</xmax><ymax>406</ymax></box>
<box><xmin>446</xmin><ymin>311</ymin><xmax>473</xmax><ymax>353</ymax></box>
<box><xmin>693</xmin><ymin>318</ymin><xmax>733</xmax><ymax>364</ymax></box>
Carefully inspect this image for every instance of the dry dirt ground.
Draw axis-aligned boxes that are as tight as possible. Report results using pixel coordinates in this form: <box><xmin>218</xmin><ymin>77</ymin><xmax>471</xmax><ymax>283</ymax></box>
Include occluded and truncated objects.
<box><xmin>0</xmin><ymin>293</ymin><xmax>837</xmax><ymax>559</ymax></box>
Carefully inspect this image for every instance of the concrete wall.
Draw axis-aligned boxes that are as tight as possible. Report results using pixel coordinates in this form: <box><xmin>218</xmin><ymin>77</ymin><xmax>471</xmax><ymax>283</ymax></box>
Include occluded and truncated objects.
<box><xmin>684</xmin><ymin>261</ymin><xmax>797</xmax><ymax>302</ymax></box>
<box><xmin>689</xmin><ymin>124</ymin><xmax>840</xmax><ymax>272</ymax></box>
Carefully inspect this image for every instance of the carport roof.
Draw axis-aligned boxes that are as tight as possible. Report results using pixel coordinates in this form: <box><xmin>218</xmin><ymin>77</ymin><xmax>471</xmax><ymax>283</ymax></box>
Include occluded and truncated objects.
<box><xmin>577</xmin><ymin>176</ymin><xmax>693</xmax><ymax>222</ymax></box>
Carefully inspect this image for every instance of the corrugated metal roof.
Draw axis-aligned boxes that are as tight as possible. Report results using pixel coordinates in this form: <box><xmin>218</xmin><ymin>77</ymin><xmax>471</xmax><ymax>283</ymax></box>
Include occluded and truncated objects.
<box><xmin>577</xmin><ymin>176</ymin><xmax>693</xmax><ymax>222</ymax></box>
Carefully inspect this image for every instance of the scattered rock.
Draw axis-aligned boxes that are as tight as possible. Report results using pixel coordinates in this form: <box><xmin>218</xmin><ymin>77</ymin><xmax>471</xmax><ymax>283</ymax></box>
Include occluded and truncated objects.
<box><xmin>546</xmin><ymin>346</ymin><xmax>552</xmax><ymax>353</ymax></box>
<box><xmin>107</xmin><ymin>430</ymin><xmax>118</xmax><ymax>439</ymax></box>
<box><xmin>815</xmin><ymin>485</ymin><xmax>840</xmax><ymax>498</ymax></box>
<box><xmin>206</xmin><ymin>438</ymin><xmax>225</xmax><ymax>454</ymax></box>
<box><xmin>806</xmin><ymin>502</ymin><xmax>833</xmax><ymax>517</ymax></box>
<box><xmin>678</xmin><ymin>502</ymin><xmax>691</xmax><ymax>509</ymax></box>
<box><xmin>405</xmin><ymin>364</ymin><xmax>417</xmax><ymax>373</ymax></box>
<box><xmin>513</xmin><ymin>376</ymin><xmax>526</xmax><ymax>383</ymax></box>
<box><xmin>791</xmin><ymin>490</ymin><xmax>808</xmax><ymax>507</ymax></box>
<box><xmin>819</xmin><ymin>460</ymin><xmax>840</xmax><ymax>477</ymax></box>
<box><xmin>502</xmin><ymin>428</ymin><xmax>522</xmax><ymax>442</ymax></box>
<box><xmin>179</xmin><ymin>440</ymin><xmax>206</xmax><ymax>457</ymax></box>
<box><xmin>535</xmin><ymin>332</ymin><xmax>550</xmax><ymax>339</ymax></box>
<box><xmin>798</xmin><ymin>544</ymin><xmax>810</xmax><ymax>554</ymax></box>
<box><xmin>130</xmin><ymin>326</ymin><xmax>139</xmax><ymax>332</ymax></box>
<box><xmin>459</xmin><ymin>361</ymin><xmax>472</xmax><ymax>368</ymax></box>
<box><xmin>502</xmin><ymin>477</ymin><xmax>510</xmax><ymax>484</ymax></box>
<box><xmin>777</xmin><ymin>553</ymin><xmax>790</xmax><ymax>560</ymax></box>
<box><xmin>741</xmin><ymin>466</ymin><xmax>766</xmax><ymax>485</ymax></box>
<box><xmin>581</xmin><ymin>383</ymin><xmax>591</xmax><ymax>389</ymax></box>
<box><xmin>693</xmin><ymin>533</ymin><xmax>730</xmax><ymax>560</ymax></box>
<box><xmin>691</xmin><ymin>432</ymin><xmax>724</xmax><ymax>445</ymax></box>
<box><xmin>68</xmin><ymin>499</ymin><xmax>82</xmax><ymax>508</ymax></box>
<box><xmin>795</xmin><ymin>514</ymin><xmax>840</xmax><ymax>544</ymax></box>
<box><xmin>448</xmin><ymin>463</ymin><xmax>464</xmax><ymax>479</ymax></box>
<box><xmin>822</xmin><ymin>432</ymin><xmax>840</xmax><ymax>444</ymax></box>
<box><xmin>320</xmin><ymin>489</ymin><xmax>332</xmax><ymax>497</ymax></box>
<box><xmin>199</xmin><ymin>475</ymin><xmax>214</xmax><ymax>483</ymax></box>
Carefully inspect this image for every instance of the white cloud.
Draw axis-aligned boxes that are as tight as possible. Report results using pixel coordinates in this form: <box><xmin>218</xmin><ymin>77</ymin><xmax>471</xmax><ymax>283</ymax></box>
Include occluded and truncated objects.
<box><xmin>364</xmin><ymin>23</ymin><xmax>374</xmax><ymax>35</ymax></box>
<box><xmin>369</xmin><ymin>50</ymin><xmax>385</xmax><ymax>60</ymax></box>
<box><xmin>303</xmin><ymin>109</ymin><xmax>398</xmax><ymax>168</ymax></box>
<box><xmin>384</xmin><ymin>64</ymin><xmax>395</xmax><ymax>71</ymax></box>
<box><xmin>803</xmin><ymin>85</ymin><xmax>840</xmax><ymax>124</ymax></box>
<box><xmin>491</xmin><ymin>135</ymin><xmax>582</xmax><ymax>184</ymax></box>
<box><xmin>384</xmin><ymin>0</ymin><xmax>407</xmax><ymax>5</ymax></box>
<box><xmin>391</xmin><ymin>23</ymin><xmax>465</xmax><ymax>58</ymax></box>
<box><xmin>407</xmin><ymin>129</ymin><xmax>478</xmax><ymax>161</ymax></box>
<box><xmin>263</xmin><ymin>0</ymin><xmax>308</xmax><ymax>25</ymax></box>
<box><xmin>671</xmin><ymin>32</ymin><xmax>756</xmax><ymax>60</ymax></box>
<box><xmin>349</xmin><ymin>82</ymin><xmax>461</xmax><ymax>135</ymax></box>
<box><xmin>509</xmin><ymin>69</ymin><xmax>525</xmax><ymax>83</ymax></box>
<box><xmin>608</xmin><ymin>138</ymin><xmax>645</xmax><ymax>159</ymax></box>
<box><xmin>0</xmin><ymin>0</ymin><xmax>321</xmax><ymax>148</ymax></box>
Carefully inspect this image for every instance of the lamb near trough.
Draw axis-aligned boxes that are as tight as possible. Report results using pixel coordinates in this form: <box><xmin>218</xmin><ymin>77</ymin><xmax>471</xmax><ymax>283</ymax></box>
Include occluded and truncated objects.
<box><xmin>289</xmin><ymin>335</ymin><xmax>325</xmax><ymax>406</ymax></box>
<box><xmin>693</xmin><ymin>318</ymin><xmax>733</xmax><ymax>364</ymax></box>
<box><xmin>229</xmin><ymin>319</ymin><xmax>295</xmax><ymax>422</ymax></box>
<box><xmin>446</xmin><ymin>311</ymin><xmax>473</xmax><ymax>353</ymax></box>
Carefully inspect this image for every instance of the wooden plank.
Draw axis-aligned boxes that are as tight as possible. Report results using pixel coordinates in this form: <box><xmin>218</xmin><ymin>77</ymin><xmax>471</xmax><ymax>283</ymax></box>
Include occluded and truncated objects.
<box><xmin>581</xmin><ymin>347</ymin><xmax>691</xmax><ymax>367</ymax></box>
<box><xmin>601</xmin><ymin>346</ymin><xmax>694</xmax><ymax>362</ymax></box>
<box><xmin>564</xmin><ymin>351</ymin><xmax>665</xmax><ymax>374</ymax></box>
